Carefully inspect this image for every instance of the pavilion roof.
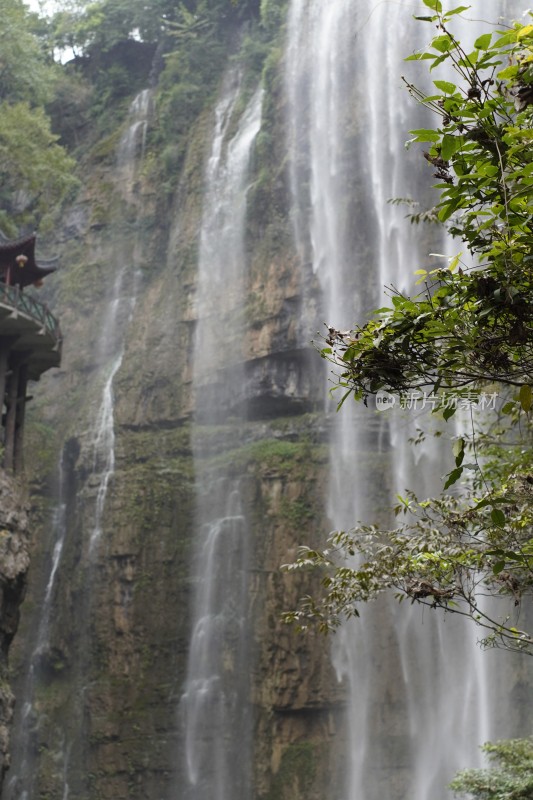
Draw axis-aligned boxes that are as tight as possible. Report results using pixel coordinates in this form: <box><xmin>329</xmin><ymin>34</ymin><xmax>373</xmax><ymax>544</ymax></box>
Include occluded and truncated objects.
<box><xmin>0</xmin><ymin>231</ymin><xmax>58</xmax><ymax>289</ymax></box>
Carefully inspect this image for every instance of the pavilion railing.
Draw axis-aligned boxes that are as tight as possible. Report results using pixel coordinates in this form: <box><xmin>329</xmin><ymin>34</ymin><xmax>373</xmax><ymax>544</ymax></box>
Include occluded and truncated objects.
<box><xmin>0</xmin><ymin>284</ymin><xmax>62</xmax><ymax>348</ymax></box>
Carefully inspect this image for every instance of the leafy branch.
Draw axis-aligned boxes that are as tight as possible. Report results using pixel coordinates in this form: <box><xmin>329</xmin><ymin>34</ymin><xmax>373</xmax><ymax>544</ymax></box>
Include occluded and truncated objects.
<box><xmin>322</xmin><ymin>7</ymin><xmax>533</xmax><ymax>404</ymax></box>
<box><xmin>286</xmin><ymin>4</ymin><xmax>533</xmax><ymax>652</ymax></box>
<box><xmin>283</xmin><ymin>468</ymin><xmax>533</xmax><ymax>654</ymax></box>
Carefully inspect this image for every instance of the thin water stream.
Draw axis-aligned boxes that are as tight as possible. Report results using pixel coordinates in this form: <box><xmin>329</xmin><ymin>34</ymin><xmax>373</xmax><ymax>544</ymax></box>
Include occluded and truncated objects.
<box><xmin>180</xmin><ymin>76</ymin><xmax>263</xmax><ymax>800</ymax></box>
<box><xmin>5</xmin><ymin>452</ymin><xmax>69</xmax><ymax>800</ymax></box>
<box><xmin>88</xmin><ymin>88</ymin><xmax>152</xmax><ymax>551</ymax></box>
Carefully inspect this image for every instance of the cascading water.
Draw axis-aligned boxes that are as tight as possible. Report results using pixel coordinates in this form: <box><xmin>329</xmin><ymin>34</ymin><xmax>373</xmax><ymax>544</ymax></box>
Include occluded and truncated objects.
<box><xmin>287</xmin><ymin>1</ymin><xmax>529</xmax><ymax>798</ymax></box>
<box><xmin>88</xmin><ymin>88</ymin><xmax>151</xmax><ymax>551</ymax></box>
<box><xmin>179</xmin><ymin>75</ymin><xmax>263</xmax><ymax>800</ymax></box>
<box><xmin>116</xmin><ymin>88</ymin><xmax>153</xmax><ymax>199</ymax></box>
<box><xmin>6</xmin><ymin>88</ymin><xmax>152</xmax><ymax>800</ymax></box>
<box><xmin>66</xmin><ymin>86</ymin><xmax>151</xmax><ymax>783</ymax></box>
<box><xmin>5</xmin><ymin>452</ymin><xmax>70</xmax><ymax>800</ymax></box>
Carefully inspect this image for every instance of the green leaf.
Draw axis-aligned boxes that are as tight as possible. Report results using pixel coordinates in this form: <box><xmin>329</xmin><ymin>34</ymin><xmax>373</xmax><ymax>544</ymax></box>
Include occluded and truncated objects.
<box><xmin>492</xmin><ymin>560</ymin><xmax>506</xmax><ymax>575</ymax></box>
<box><xmin>497</xmin><ymin>65</ymin><xmax>519</xmax><ymax>80</ymax></box>
<box><xmin>474</xmin><ymin>32</ymin><xmax>492</xmax><ymax>50</ymax></box>
<box><xmin>429</xmin><ymin>54</ymin><xmax>449</xmax><ymax>70</ymax></box>
<box><xmin>405</xmin><ymin>52</ymin><xmax>436</xmax><ymax>61</ymax></box>
<box><xmin>492</xmin><ymin>31</ymin><xmax>517</xmax><ymax>48</ymax></box>
<box><xmin>433</xmin><ymin>79</ymin><xmax>456</xmax><ymax>94</ymax></box>
<box><xmin>422</xmin><ymin>0</ymin><xmax>442</xmax><ymax>11</ymax></box>
<box><xmin>517</xmin><ymin>23</ymin><xmax>533</xmax><ymax>39</ymax></box>
<box><xmin>519</xmin><ymin>384</ymin><xmax>532</xmax><ymax>412</ymax></box>
<box><xmin>409</xmin><ymin>128</ymin><xmax>440</xmax><ymax>142</ymax></box>
<box><xmin>474</xmin><ymin>498</ymin><xmax>491</xmax><ymax>510</ymax></box>
<box><xmin>447</xmin><ymin>252</ymin><xmax>462</xmax><ymax>271</ymax></box>
<box><xmin>443</xmin><ymin>406</ymin><xmax>457</xmax><ymax>421</ymax></box>
<box><xmin>438</xmin><ymin>198</ymin><xmax>461</xmax><ymax>222</ymax></box>
<box><xmin>491</xmin><ymin>508</ymin><xmax>506</xmax><ymax>527</ymax></box>
<box><xmin>443</xmin><ymin>5</ymin><xmax>470</xmax><ymax>17</ymax></box>
<box><xmin>431</xmin><ymin>35</ymin><xmax>452</xmax><ymax>53</ymax></box>
<box><xmin>336</xmin><ymin>389</ymin><xmax>352</xmax><ymax>412</ymax></box>
<box><xmin>440</xmin><ymin>134</ymin><xmax>463</xmax><ymax>160</ymax></box>
<box><xmin>506</xmin><ymin>552</ymin><xmax>525</xmax><ymax>563</ymax></box>
<box><xmin>444</xmin><ymin>466</ymin><xmax>463</xmax><ymax>490</ymax></box>
<box><xmin>452</xmin><ymin>437</ymin><xmax>465</xmax><ymax>467</ymax></box>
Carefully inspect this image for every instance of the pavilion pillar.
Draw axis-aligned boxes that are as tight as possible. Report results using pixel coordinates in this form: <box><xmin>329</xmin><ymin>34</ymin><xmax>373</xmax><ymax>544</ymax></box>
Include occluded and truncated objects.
<box><xmin>13</xmin><ymin>363</ymin><xmax>28</xmax><ymax>473</ymax></box>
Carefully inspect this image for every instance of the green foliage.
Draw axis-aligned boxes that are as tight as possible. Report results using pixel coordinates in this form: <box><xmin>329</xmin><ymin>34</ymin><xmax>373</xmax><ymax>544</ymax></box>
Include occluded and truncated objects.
<box><xmin>450</xmin><ymin>737</ymin><xmax>533</xmax><ymax>799</ymax></box>
<box><xmin>48</xmin><ymin>0</ymin><xmax>167</xmax><ymax>56</ymax></box>
<box><xmin>278</xmin><ymin>496</ymin><xmax>315</xmax><ymax>527</ymax></box>
<box><xmin>246</xmin><ymin>42</ymin><xmax>291</xmax><ymax>240</ymax></box>
<box><xmin>24</xmin><ymin>419</ymin><xmax>60</xmax><ymax>479</ymax></box>
<box><xmin>0</xmin><ymin>0</ymin><xmax>56</xmax><ymax>104</ymax></box>
<box><xmin>265</xmin><ymin>742</ymin><xmax>316</xmax><ymax>800</ymax></box>
<box><xmin>152</xmin><ymin>4</ymin><xmax>229</xmax><ymax>176</ymax></box>
<box><xmin>0</xmin><ymin>0</ymin><xmax>79</xmax><ymax>231</ymax></box>
<box><xmin>199</xmin><ymin>435</ymin><xmax>324</xmax><ymax>477</ymax></box>
<box><xmin>287</xmin><ymin>7</ymin><xmax>533</xmax><ymax>653</ymax></box>
<box><xmin>239</xmin><ymin>27</ymin><xmax>271</xmax><ymax>80</ymax></box>
<box><xmin>0</xmin><ymin>102</ymin><xmax>78</xmax><ymax>232</ymax></box>
<box><xmin>324</xmin><ymin>12</ymin><xmax>533</xmax><ymax>400</ymax></box>
<box><xmin>259</xmin><ymin>0</ymin><xmax>287</xmax><ymax>36</ymax></box>
<box><xmin>46</xmin><ymin>68</ymin><xmax>93</xmax><ymax>149</ymax></box>
<box><xmin>283</xmin><ymin>463</ymin><xmax>533</xmax><ymax>650</ymax></box>
<box><xmin>47</xmin><ymin>0</ymin><xmax>260</xmax><ymax>59</ymax></box>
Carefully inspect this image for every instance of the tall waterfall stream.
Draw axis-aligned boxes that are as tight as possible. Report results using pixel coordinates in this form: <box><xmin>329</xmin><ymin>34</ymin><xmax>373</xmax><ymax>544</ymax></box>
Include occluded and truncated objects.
<box><xmin>181</xmin><ymin>77</ymin><xmax>263</xmax><ymax>800</ymax></box>
<box><xmin>89</xmin><ymin>88</ymin><xmax>151</xmax><ymax>551</ymax></box>
<box><xmin>286</xmin><ymin>1</ymin><xmax>529</xmax><ymax>798</ymax></box>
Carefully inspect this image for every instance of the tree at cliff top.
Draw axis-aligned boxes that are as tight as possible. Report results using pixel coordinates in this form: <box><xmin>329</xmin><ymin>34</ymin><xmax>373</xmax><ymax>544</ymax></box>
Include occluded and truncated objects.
<box><xmin>284</xmin><ymin>3</ymin><xmax>533</xmax><ymax>654</ymax></box>
<box><xmin>0</xmin><ymin>0</ymin><xmax>77</xmax><ymax>233</ymax></box>
<box><xmin>47</xmin><ymin>0</ymin><xmax>262</xmax><ymax>57</ymax></box>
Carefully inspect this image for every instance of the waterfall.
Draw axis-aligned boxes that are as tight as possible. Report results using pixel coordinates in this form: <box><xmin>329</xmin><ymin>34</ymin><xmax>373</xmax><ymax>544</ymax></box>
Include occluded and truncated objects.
<box><xmin>5</xmin><ymin>453</ymin><xmax>69</xmax><ymax>800</ymax></box>
<box><xmin>66</xmin><ymin>86</ymin><xmax>152</xmax><ymax>786</ymax></box>
<box><xmin>87</xmin><ymin>88</ymin><xmax>152</xmax><ymax>552</ymax></box>
<box><xmin>179</xmin><ymin>75</ymin><xmax>263</xmax><ymax>800</ymax></box>
<box><xmin>286</xmin><ymin>1</ymin><xmax>529</xmax><ymax>798</ymax></box>
<box><xmin>116</xmin><ymin>88</ymin><xmax>153</xmax><ymax>200</ymax></box>
<box><xmin>6</xmin><ymin>88</ymin><xmax>152</xmax><ymax>800</ymax></box>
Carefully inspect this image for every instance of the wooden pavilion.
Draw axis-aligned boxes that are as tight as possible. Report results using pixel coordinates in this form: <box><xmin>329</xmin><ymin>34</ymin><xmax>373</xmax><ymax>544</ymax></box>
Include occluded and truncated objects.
<box><xmin>0</xmin><ymin>232</ymin><xmax>62</xmax><ymax>471</ymax></box>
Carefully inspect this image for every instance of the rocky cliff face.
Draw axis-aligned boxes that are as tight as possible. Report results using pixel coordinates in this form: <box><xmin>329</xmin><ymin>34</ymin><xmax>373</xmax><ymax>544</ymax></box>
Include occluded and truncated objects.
<box><xmin>6</xmin><ymin>7</ymin><xmax>532</xmax><ymax>799</ymax></box>
<box><xmin>5</xmin><ymin>22</ymin><xmax>347</xmax><ymax>800</ymax></box>
<box><xmin>0</xmin><ymin>472</ymin><xmax>30</xmax><ymax>787</ymax></box>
